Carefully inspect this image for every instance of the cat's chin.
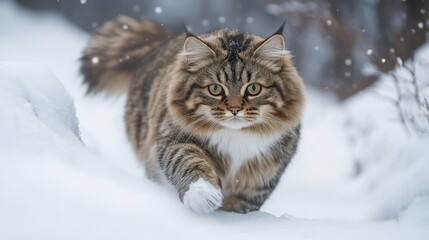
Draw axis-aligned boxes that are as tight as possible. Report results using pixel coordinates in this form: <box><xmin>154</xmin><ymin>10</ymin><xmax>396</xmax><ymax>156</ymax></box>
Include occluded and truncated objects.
<box><xmin>219</xmin><ymin>119</ymin><xmax>254</xmax><ymax>130</ymax></box>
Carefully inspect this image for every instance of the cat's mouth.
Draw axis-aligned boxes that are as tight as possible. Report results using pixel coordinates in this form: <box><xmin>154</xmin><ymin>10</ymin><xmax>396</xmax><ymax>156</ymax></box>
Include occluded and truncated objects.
<box><xmin>219</xmin><ymin>116</ymin><xmax>254</xmax><ymax>130</ymax></box>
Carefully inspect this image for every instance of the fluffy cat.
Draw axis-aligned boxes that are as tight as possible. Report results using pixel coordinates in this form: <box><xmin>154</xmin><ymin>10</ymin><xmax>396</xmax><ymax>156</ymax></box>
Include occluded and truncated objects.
<box><xmin>80</xmin><ymin>16</ymin><xmax>305</xmax><ymax>214</ymax></box>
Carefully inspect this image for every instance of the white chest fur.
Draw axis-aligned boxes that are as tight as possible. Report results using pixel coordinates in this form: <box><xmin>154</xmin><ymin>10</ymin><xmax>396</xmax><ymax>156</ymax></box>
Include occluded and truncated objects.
<box><xmin>207</xmin><ymin>129</ymin><xmax>282</xmax><ymax>176</ymax></box>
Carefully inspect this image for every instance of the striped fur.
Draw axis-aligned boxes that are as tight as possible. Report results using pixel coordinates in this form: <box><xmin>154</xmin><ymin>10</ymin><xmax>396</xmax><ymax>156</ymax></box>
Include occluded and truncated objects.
<box><xmin>80</xmin><ymin>16</ymin><xmax>169</xmax><ymax>94</ymax></box>
<box><xmin>81</xmin><ymin>17</ymin><xmax>305</xmax><ymax>214</ymax></box>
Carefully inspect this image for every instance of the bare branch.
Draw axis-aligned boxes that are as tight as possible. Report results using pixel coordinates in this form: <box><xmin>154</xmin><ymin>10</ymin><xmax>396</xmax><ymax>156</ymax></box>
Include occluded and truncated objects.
<box><xmin>374</xmin><ymin>55</ymin><xmax>429</xmax><ymax>136</ymax></box>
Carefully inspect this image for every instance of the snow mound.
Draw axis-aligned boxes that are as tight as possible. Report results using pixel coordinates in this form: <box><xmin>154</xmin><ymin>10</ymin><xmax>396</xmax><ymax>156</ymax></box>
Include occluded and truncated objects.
<box><xmin>0</xmin><ymin>62</ymin><xmax>80</xmax><ymax>155</ymax></box>
<box><xmin>344</xmin><ymin>78</ymin><xmax>429</xmax><ymax>221</ymax></box>
<box><xmin>0</xmin><ymin>62</ymin><xmax>181</xmax><ymax>240</ymax></box>
<box><xmin>265</xmin><ymin>52</ymin><xmax>429</xmax><ymax>222</ymax></box>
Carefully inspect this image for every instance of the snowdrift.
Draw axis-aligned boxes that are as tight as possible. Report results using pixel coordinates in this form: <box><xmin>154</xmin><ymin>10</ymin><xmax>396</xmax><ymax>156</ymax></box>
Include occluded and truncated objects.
<box><xmin>0</xmin><ymin>1</ymin><xmax>428</xmax><ymax>239</ymax></box>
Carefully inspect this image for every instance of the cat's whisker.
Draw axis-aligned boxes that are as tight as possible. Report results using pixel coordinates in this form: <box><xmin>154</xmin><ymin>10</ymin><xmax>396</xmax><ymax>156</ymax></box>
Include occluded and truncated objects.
<box><xmin>183</xmin><ymin>117</ymin><xmax>214</xmax><ymax>144</ymax></box>
<box><xmin>252</xmin><ymin>115</ymin><xmax>279</xmax><ymax>135</ymax></box>
<box><xmin>260</xmin><ymin>116</ymin><xmax>296</xmax><ymax>137</ymax></box>
<box><xmin>173</xmin><ymin>116</ymin><xmax>206</xmax><ymax>144</ymax></box>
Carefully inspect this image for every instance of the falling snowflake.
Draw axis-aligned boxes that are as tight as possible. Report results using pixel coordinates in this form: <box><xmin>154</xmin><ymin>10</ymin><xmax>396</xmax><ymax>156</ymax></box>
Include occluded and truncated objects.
<box><xmin>80</xmin><ymin>0</ymin><xmax>87</xmax><ymax>4</ymax></box>
<box><xmin>91</xmin><ymin>56</ymin><xmax>99</xmax><ymax>64</ymax></box>
<box><xmin>219</xmin><ymin>16</ymin><xmax>226</xmax><ymax>23</ymax></box>
<box><xmin>202</xmin><ymin>19</ymin><xmax>209</xmax><ymax>26</ymax></box>
<box><xmin>366</xmin><ymin>49</ymin><xmax>373</xmax><ymax>55</ymax></box>
<box><xmin>345</xmin><ymin>59</ymin><xmax>352</xmax><ymax>66</ymax></box>
<box><xmin>381</xmin><ymin>58</ymin><xmax>386</xmax><ymax>63</ymax></box>
<box><xmin>418</xmin><ymin>22</ymin><xmax>424</xmax><ymax>29</ymax></box>
<box><xmin>326</xmin><ymin>19</ymin><xmax>332</xmax><ymax>26</ymax></box>
<box><xmin>133</xmin><ymin>5</ymin><xmax>141</xmax><ymax>13</ymax></box>
<box><xmin>122</xmin><ymin>24</ymin><xmax>128</xmax><ymax>30</ymax></box>
<box><xmin>246</xmin><ymin>17</ymin><xmax>254</xmax><ymax>24</ymax></box>
<box><xmin>314</xmin><ymin>46</ymin><xmax>319</xmax><ymax>51</ymax></box>
<box><xmin>155</xmin><ymin>6</ymin><xmax>162</xmax><ymax>14</ymax></box>
<box><xmin>345</xmin><ymin>72</ymin><xmax>351</xmax><ymax>78</ymax></box>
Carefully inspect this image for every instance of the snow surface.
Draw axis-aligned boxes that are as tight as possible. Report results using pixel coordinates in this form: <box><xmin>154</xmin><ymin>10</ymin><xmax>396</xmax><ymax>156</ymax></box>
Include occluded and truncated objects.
<box><xmin>0</xmin><ymin>1</ymin><xmax>428</xmax><ymax>239</ymax></box>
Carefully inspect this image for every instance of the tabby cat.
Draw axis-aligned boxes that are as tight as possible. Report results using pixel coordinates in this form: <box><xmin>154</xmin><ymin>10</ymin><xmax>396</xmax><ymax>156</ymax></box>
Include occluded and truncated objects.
<box><xmin>80</xmin><ymin>16</ymin><xmax>305</xmax><ymax>214</ymax></box>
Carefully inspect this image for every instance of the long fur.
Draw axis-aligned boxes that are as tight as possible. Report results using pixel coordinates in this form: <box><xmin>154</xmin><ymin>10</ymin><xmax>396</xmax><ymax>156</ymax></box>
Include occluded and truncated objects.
<box><xmin>80</xmin><ymin>16</ymin><xmax>169</xmax><ymax>94</ymax></box>
<box><xmin>80</xmin><ymin>19</ymin><xmax>305</xmax><ymax>214</ymax></box>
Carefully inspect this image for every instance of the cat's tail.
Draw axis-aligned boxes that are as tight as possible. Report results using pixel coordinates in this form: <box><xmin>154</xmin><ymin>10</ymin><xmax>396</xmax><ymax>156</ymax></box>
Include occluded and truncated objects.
<box><xmin>80</xmin><ymin>16</ymin><xmax>169</xmax><ymax>94</ymax></box>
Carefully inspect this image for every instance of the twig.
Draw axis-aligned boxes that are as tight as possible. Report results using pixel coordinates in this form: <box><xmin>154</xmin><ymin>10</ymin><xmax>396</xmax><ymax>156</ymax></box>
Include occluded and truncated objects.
<box><xmin>403</xmin><ymin>57</ymin><xmax>422</xmax><ymax>105</ymax></box>
<box><xmin>391</xmin><ymin>72</ymin><xmax>411</xmax><ymax>134</ymax></box>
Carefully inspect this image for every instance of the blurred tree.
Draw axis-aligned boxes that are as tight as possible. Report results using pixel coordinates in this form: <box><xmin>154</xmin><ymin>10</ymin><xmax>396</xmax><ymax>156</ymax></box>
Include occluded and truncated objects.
<box><xmin>16</xmin><ymin>0</ymin><xmax>428</xmax><ymax>99</ymax></box>
<box><xmin>268</xmin><ymin>0</ymin><xmax>428</xmax><ymax>98</ymax></box>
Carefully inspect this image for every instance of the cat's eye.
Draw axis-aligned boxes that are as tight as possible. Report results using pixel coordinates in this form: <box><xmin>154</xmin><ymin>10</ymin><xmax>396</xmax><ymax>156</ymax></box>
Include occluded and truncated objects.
<box><xmin>208</xmin><ymin>84</ymin><xmax>224</xmax><ymax>96</ymax></box>
<box><xmin>246</xmin><ymin>83</ymin><xmax>262</xmax><ymax>96</ymax></box>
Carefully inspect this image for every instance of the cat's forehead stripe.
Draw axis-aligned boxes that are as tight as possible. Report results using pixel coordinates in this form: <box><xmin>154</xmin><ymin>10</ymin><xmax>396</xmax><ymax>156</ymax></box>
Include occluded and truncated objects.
<box><xmin>219</xmin><ymin>32</ymin><xmax>251</xmax><ymax>64</ymax></box>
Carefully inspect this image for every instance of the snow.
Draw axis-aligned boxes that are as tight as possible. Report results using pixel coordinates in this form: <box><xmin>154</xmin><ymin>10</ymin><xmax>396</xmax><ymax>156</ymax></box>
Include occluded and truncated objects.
<box><xmin>219</xmin><ymin>16</ymin><xmax>226</xmax><ymax>23</ymax></box>
<box><xmin>0</xmin><ymin>1</ymin><xmax>428</xmax><ymax>239</ymax></box>
<box><xmin>132</xmin><ymin>5</ymin><xmax>141</xmax><ymax>13</ymax></box>
<box><xmin>91</xmin><ymin>56</ymin><xmax>99</xmax><ymax>64</ymax></box>
<box><xmin>155</xmin><ymin>6</ymin><xmax>162</xmax><ymax>14</ymax></box>
<box><xmin>345</xmin><ymin>59</ymin><xmax>352</xmax><ymax>66</ymax></box>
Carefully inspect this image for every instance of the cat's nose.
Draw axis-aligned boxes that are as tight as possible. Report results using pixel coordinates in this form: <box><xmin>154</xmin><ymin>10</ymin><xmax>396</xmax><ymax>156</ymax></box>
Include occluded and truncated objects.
<box><xmin>228</xmin><ymin>106</ymin><xmax>242</xmax><ymax>116</ymax></box>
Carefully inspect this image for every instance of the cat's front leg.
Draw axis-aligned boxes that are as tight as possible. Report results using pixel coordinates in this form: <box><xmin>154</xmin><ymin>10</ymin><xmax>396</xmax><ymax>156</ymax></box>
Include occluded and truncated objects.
<box><xmin>159</xmin><ymin>143</ymin><xmax>223</xmax><ymax>213</ymax></box>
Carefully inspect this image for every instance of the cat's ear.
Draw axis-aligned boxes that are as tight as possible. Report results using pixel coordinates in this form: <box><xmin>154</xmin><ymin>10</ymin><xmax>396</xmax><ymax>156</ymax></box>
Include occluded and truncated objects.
<box><xmin>183</xmin><ymin>36</ymin><xmax>216</xmax><ymax>72</ymax></box>
<box><xmin>253</xmin><ymin>23</ymin><xmax>286</xmax><ymax>71</ymax></box>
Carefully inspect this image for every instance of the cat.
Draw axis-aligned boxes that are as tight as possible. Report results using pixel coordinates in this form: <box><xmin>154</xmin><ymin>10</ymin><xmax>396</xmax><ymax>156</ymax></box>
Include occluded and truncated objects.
<box><xmin>80</xmin><ymin>16</ymin><xmax>305</xmax><ymax>214</ymax></box>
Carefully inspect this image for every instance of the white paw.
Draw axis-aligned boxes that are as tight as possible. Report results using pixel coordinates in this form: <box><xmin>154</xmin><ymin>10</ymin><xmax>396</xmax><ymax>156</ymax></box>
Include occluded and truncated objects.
<box><xmin>183</xmin><ymin>178</ymin><xmax>223</xmax><ymax>214</ymax></box>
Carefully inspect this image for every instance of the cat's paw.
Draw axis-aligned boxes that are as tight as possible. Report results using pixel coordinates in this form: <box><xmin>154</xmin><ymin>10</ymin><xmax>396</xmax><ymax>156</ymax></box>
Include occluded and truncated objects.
<box><xmin>221</xmin><ymin>196</ymin><xmax>259</xmax><ymax>214</ymax></box>
<box><xmin>183</xmin><ymin>178</ymin><xmax>223</xmax><ymax>214</ymax></box>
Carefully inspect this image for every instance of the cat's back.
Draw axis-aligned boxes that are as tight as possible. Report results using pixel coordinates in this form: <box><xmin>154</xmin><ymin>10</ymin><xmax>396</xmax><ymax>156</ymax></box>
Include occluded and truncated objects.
<box><xmin>125</xmin><ymin>36</ymin><xmax>184</xmax><ymax>167</ymax></box>
<box><xmin>132</xmin><ymin>35</ymin><xmax>184</xmax><ymax>93</ymax></box>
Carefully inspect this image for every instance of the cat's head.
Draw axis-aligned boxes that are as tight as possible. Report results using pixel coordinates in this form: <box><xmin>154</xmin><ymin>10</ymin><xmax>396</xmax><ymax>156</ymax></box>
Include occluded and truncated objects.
<box><xmin>167</xmin><ymin>26</ymin><xmax>304</xmax><ymax>136</ymax></box>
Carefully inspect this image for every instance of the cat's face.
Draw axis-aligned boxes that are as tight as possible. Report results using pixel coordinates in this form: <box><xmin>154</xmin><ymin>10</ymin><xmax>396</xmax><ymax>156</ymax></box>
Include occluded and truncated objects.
<box><xmin>168</xmin><ymin>29</ymin><xmax>304</xmax><ymax>136</ymax></box>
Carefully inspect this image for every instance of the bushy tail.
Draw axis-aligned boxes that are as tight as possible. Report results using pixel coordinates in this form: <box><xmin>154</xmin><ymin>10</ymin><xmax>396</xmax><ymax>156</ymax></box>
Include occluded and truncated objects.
<box><xmin>80</xmin><ymin>16</ymin><xmax>169</xmax><ymax>94</ymax></box>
